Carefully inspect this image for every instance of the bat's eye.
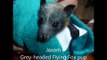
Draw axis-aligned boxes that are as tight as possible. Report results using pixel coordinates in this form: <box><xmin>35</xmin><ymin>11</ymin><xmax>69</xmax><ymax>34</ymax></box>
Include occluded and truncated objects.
<box><xmin>38</xmin><ymin>17</ymin><xmax>43</xmax><ymax>26</ymax></box>
<box><xmin>52</xmin><ymin>21</ymin><xmax>59</xmax><ymax>27</ymax></box>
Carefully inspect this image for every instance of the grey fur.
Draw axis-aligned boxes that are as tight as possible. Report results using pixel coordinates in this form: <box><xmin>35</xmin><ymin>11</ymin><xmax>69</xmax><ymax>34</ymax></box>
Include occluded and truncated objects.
<box><xmin>37</xmin><ymin>2</ymin><xmax>73</xmax><ymax>42</ymax></box>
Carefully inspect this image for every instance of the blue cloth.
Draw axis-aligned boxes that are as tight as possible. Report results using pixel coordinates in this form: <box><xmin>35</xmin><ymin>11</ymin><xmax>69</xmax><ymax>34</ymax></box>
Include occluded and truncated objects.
<box><xmin>70</xmin><ymin>14</ymin><xmax>94</xmax><ymax>56</ymax></box>
<box><xmin>13</xmin><ymin>0</ymin><xmax>94</xmax><ymax>59</ymax></box>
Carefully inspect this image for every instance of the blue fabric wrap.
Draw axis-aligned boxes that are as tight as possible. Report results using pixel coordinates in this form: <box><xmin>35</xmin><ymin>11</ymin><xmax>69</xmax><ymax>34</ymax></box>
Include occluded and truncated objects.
<box><xmin>13</xmin><ymin>0</ymin><xmax>94</xmax><ymax>59</ymax></box>
<box><xmin>70</xmin><ymin>14</ymin><xmax>94</xmax><ymax>56</ymax></box>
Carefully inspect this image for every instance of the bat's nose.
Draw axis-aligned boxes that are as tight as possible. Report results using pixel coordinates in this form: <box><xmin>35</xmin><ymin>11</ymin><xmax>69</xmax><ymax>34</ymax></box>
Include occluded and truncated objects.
<box><xmin>37</xmin><ymin>32</ymin><xmax>48</xmax><ymax>43</ymax></box>
<box><xmin>39</xmin><ymin>34</ymin><xmax>48</xmax><ymax>41</ymax></box>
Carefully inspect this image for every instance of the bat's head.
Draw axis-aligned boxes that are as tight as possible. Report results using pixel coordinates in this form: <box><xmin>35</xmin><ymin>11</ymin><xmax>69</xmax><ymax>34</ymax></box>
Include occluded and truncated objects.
<box><xmin>37</xmin><ymin>0</ymin><xmax>75</xmax><ymax>42</ymax></box>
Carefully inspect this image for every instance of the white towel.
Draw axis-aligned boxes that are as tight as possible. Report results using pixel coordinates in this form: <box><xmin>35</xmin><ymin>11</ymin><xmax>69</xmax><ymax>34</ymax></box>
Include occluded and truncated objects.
<box><xmin>56</xmin><ymin>24</ymin><xmax>87</xmax><ymax>51</ymax></box>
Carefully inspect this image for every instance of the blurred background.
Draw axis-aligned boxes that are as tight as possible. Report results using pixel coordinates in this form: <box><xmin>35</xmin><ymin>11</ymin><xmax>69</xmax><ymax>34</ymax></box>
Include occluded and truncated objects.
<box><xmin>75</xmin><ymin>0</ymin><xmax>94</xmax><ymax>20</ymax></box>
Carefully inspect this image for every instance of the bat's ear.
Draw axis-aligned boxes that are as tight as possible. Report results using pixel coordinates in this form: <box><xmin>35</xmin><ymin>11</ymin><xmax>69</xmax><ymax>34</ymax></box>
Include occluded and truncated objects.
<box><xmin>64</xmin><ymin>5</ymin><xmax>75</xmax><ymax>16</ymax></box>
<box><xmin>40</xmin><ymin>0</ymin><xmax>46</xmax><ymax>6</ymax></box>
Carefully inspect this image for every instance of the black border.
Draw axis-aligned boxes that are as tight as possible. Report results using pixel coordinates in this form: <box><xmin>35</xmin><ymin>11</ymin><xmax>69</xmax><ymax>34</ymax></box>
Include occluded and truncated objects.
<box><xmin>0</xmin><ymin>0</ymin><xmax>12</xmax><ymax>60</ymax></box>
<box><xmin>94</xmin><ymin>0</ymin><xmax>107</xmax><ymax>60</ymax></box>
